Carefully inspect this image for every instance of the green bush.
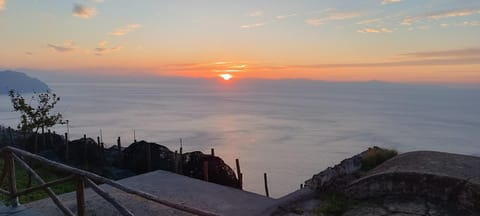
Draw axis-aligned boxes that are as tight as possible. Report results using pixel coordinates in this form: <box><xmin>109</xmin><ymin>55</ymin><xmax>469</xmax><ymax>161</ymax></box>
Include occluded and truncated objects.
<box><xmin>361</xmin><ymin>148</ymin><xmax>397</xmax><ymax>172</ymax></box>
<box><xmin>0</xmin><ymin>159</ymin><xmax>76</xmax><ymax>204</ymax></box>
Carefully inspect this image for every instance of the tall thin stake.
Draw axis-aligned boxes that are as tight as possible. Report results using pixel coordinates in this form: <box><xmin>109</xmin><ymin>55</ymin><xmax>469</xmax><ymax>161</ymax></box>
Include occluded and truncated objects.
<box><xmin>264</xmin><ymin>173</ymin><xmax>270</xmax><ymax>197</ymax></box>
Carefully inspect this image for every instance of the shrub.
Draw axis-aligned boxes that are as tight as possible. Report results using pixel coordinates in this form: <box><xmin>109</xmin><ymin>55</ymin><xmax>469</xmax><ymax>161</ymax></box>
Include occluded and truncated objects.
<box><xmin>361</xmin><ymin>148</ymin><xmax>397</xmax><ymax>172</ymax></box>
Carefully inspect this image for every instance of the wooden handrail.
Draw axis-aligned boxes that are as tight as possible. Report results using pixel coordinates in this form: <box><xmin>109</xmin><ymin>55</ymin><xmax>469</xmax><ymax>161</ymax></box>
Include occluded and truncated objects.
<box><xmin>15</xmin><ymin>175</ymin><xmax>76</xmax><ymax>197</ymax></box>
<box><xmin>84</xmin><ymin>177</ymin><xmax>134</xmax><ymax>216</ymax></box>
<box><xmin>11</xmin><ymin>153</ymin><xmax>75</xmax><ymax>216</ymax></box>
<box><xmin>0</xmin><ymin>146</ymin><xmax>220</xmax><ymax>216</ymax></box>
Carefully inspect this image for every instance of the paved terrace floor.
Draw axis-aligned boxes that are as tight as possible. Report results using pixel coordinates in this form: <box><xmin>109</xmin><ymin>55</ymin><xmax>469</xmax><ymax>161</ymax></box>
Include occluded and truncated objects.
<box><xmin>25</xmin><ymin>170</ymin><xmax>277</xmax><ymax>216</ymax></box>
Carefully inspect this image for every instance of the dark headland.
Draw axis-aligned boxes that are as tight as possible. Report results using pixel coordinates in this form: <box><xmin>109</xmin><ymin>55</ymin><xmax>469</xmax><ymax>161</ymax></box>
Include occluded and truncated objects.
<box><xmin>0</xmin><ymin>70</ymin><xmax>49</xmax><ymax>94</ymax></box>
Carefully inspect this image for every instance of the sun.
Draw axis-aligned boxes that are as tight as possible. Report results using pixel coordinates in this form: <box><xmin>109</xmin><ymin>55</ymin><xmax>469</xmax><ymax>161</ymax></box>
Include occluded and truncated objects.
<box><xmin>219</xmin><ymin>73</ymin><xmax>233</xmax><ymax>80</ymax></box>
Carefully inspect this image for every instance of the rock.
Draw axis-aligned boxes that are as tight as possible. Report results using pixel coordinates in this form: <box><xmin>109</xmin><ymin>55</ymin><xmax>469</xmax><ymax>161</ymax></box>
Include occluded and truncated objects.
<box><xmin>305</xmin><ymin>147</ymin><xmax>387</xmax><ymax>191</ymax></box>
<box><xmin>181</xmin><ymin>151</ymin><xmax>240</xmax><ymax>188</ymax></box>
<box><xmin>64</xmin><ymin>137</ymin><xmax>106</xmax><ymax>169</ymax></box>
<box><xmin>120</xmin><ymin>141</ymin><xmax>240</xmax><ymax>188</ymax></box>
<box><xmin>342</xmin><ymin>205</ymin><xmax>389</xmax><ymax>216</ymax></box>
<box><xmin>121</xmin><ymin>141</ymin><xmax>175</xmax><ymax>174</ymax></box>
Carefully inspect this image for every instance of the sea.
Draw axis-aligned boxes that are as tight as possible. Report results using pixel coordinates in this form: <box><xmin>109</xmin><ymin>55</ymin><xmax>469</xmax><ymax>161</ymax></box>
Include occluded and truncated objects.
<box><xmin>1</xmin><ymin>77</ymin><xmax>479</xmax><ymax>198</ymax></box>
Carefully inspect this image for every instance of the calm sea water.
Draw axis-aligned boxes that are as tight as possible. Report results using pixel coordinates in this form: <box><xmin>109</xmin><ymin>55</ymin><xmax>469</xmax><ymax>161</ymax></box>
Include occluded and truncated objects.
<box><xmin>1</xmin><ymin>79</ymin><xmax>479</xmax><ymax>197</ymax></box>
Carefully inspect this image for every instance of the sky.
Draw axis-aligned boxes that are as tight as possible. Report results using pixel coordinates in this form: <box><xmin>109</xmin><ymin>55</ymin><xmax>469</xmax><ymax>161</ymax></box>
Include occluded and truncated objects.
<box><xmin>0</xmin><ymin>0</ymin><xmax>480</xmax><ymax>84</ymax></box>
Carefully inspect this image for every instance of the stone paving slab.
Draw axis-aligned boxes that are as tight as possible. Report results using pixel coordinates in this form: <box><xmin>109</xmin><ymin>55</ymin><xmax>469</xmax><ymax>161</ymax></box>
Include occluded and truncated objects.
<box><xmin>0</xmin><ymin>203</ymin><xmax>43</xmax><ymax>216</ymax></box>
<box><xmin>25</xmin><ymin>170</ymin><xmax>276</xmax><ymax>216</ymax></box>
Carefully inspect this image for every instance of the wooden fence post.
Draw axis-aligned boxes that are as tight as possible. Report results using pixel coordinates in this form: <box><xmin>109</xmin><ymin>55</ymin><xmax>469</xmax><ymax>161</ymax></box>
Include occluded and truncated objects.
<box><xmin>264</xmin><ymin>173</ymin><xmax>270</xmax><ymax>198</ymax></box>
<box><xmin>7</xmin><ymin>127</ymin><xmax>13</xmax><ymax>146</ymax></box>
<box><xmin>97</xmin><ymin>136</ymin><xmax>101</xmax><ymax>150</ymax></box>
<box><xmin>174</xmin><ymin>151</ymin><xmax>178</xmax><ymax>173</ymax></box>
<box><xmin>235</xmin><ymin>159</ymin><xmax>243</xmax><ymax>189</ymax></box>
<box><xmin>178</xmin><ymin>139</ymin><xmax>183</xmax><ymax>174</ymax></box>
<box><xmin>203</xmin><ymin>160</ymin><xmax>209</xmax><ymax>182</ymax></box>
<box><xmin>7</xmin><ymin>152</ymin><xmax>19</xmax><ymax>206</ymax></box>
<box><xmin>76</xmin><ymin>177</ymin><xmax>86</xmax><ymax>216</ymax></box>
<box><xmin>117</xmin><ymin>137</ymin><xmax>122</xmax><ymax>164</ymax></box>
<box><xmin>83</xmin><ymin>135</ymin><xmax>88</xmax><ymax>169</ymax></box>
<box><xmin>64</xmin><ymin>133</ymin><xmax>69</xmax><ymax>162</ymax></box>
<box><xmin>146</xmin><ymin>143</ymin><xmax>151</xmax><ymax>172</ymax></box>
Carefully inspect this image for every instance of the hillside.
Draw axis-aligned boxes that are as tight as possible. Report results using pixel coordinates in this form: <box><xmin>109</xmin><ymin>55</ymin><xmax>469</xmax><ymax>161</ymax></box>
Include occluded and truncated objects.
<box><xmin>0</xmin><ymin>70</ymin><xmax>49</xmax><ymax>94</ymax></box>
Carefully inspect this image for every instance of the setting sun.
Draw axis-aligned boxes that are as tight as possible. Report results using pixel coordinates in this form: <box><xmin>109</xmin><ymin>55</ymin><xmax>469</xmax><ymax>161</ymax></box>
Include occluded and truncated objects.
<box><xmin>219</xmin><ymin>74</ymin><xmax>233</xmax><ymax>80</ymax></box>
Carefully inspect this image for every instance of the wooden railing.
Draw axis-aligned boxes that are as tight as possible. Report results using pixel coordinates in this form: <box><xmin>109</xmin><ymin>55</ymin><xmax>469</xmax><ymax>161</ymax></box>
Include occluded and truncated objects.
<box><xmin>0</xmin><ymin>146</ymin><xmax>220</xmax><ymax>216</ymax></box>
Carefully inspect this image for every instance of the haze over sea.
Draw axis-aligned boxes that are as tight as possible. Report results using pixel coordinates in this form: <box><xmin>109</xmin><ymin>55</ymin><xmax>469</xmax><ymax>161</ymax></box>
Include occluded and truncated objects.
<box><xmin>1</xmin><ymin>76</ymin><xmax>479</xmax><ymax>197</ymax></box>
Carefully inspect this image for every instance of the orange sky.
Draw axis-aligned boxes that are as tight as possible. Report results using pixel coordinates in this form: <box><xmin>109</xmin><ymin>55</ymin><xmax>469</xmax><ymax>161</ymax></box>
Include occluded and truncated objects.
<box><xmin>0</xmin><ymin>0</ymin><xmax>480</xmax><ymax>84</ymax></box>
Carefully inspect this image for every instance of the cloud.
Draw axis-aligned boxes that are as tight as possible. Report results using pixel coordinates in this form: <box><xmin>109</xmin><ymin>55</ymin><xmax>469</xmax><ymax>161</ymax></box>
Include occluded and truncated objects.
<box><xmin>249</xmin><ymin>10</ymin><xmax>263</xmax><ymax>17</ymax></box>
<box><xmin>401</xmin><ymin>7</ymin><xmax>480</xmax><ymax>26</ymax></box>
<box><xmin>73</xmin><ymin>4</ymin><xmax>96</xmax><ymax>19</ymax></box>
<box><xmin>276</xmin><ymin>13</ymin><xmax>297</xmax><ymax>20</ymax></box>
<box><xmin>382</xmin><ymin>0</ymin><xmax>402</xmax><ymax>5</ymax></box>
<box><xmin>48</xmin><ymin>41</ymin><xmax>76</xmax><ymax>52</ymax></box>
<box><xmin>25</xmin><ymin>52</ymin><xmax>33</xmax><ymax>56</ymax></box>
<box><xmin>427</xmin><ymin>8</ymin><xmax>480</xmax><ymax>20</ymax></box>
<box><xmin>357</xmin><ymin>28</ymin><xmax>392</xmax><ymax>33</ymax></box>
<box><xmin>93</xmin><ymin>41</ymin><xmax>122</xmax><ymax>55</ymax></box>
<box><xmin>305</xmin><ymin>19</ymin><xmax>324</xmax><ymax>26</ymax></box>
<box><xmin>401</xmin><ymin>48</ymin><xmax>480</xmax><ymax>58</ymax></box>
<box><xmin>357</xmin><ymin>18</ymin><xmax>382</xmax><ymax>25</ymax></box>
<box><xmin>306</xmin><ymin>11</ymin><xmax>361</xmax><ymax>26</ymax></box>
<box><xmin>400</xmin><ymin>17</ymin><xmax>413</xmax><ymax>25</ymax></box>
<box><xmin>241</xmin><ymin>22</ymin><xmax>267</xmax><ymax>29</ymax></box>
<box><xmin>110</xmin><ymin>24</ymin><xmax>142</xmax><ymax>36</ymax></box>
<box><xmin>291</xmin><ymin>48</ymin><xmax>480</xmax><ymax>68</ymax></box>
<box><xmin>0</xmin><ymin>0</ymin><xmax>4</xmax><ymax>11</ymax></box>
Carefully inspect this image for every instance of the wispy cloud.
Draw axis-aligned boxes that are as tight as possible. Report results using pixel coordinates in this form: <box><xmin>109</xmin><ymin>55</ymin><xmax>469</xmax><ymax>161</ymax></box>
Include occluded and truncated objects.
<box><xmin>427</xmin><ymin>8</ymin><xmax>480</xmax><ymax>20</ymax></box>
<box><xmin>93</xmin><ymin>41</ymin><xmax>122</xmax><ymax>56</ymax></box>
<box><xmin>73</xmin><ymin>4</ymin><xmax>96</xmax><ymax>19</ymax></box>
<box><xmin>305</xmin><ymin>19</ymin><xmax>324</xmax><ymax>26</ymax></box>
<box><xmin>400</xmin><ymin>17</ymin><xmax>413</xmax><ymax>25</ymax></box>
<box><xmin>401</xmin><ymin>48</ymin><xmax>480</xmax><ymax>58</ymax></box>
<box><xmin>401</xmin><ymin>7</ymin><xmax>480</xmax><ymax>26</ymax></box>
<box><xmin>48</xmin><ymin>41</ymin><xmax>76</xmax><ymax>52</ymax></box>
<box><xmin>110</xmin><ymin>24</ymin><xmax>141</xmax><ymax>36</ymax></box>
<box><xmin>357</xmin><ymin>18</ymin><xmax>382</xmax><ymax>25</ymax></box>
<box><xmin>291</xmin><ymin>48</ymin><xmax>480</xmax><ymax>68</ymax></box>
<box><xmin>0</xmin><ymin>0</ymin><xmax>5</xmax><ymax>11</ymax></box>
<box><xmin>241</xmin><ymin>22</ymin><xmax>267</xmax><ymax>29</ymax></box>
<box><xmin>382</xmin><ymin>0</ymin><xmax>402</xmax><ymax>5</ymax></box>
<box><xmin>25</xmin><ymin>52</ymin><xmax>33</xmax><ymax>56</ymax></box>
<box><xmin>358</xmin><ymin>27</ymin><xmax>392</xmax><ymax>33</ymax></box>
<box><xmin>306</xmin><ymin>11</ymin><xmax>361</xmax><ymax>26</ymax></box>
<box><xmin>276</xmin><ymin>13</ymin><xmax>297</xmax><ymax>20</ymax></box>
<box><xmin>249</xmin><ymin>10</ymin><xmax>263</xmax><ymax>17</ymax></box>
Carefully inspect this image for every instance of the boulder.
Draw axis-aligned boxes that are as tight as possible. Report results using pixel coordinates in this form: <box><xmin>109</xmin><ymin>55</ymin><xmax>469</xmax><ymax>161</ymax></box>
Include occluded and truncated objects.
<box><xmin>120</xmin><ymin>141</ymin><xmax>240</xmax><ymax>188</ymax></box>
<box><xmin>120</xmin><ymin>141</ymin><xmax>175</xmax><ymax>174</ymax></box>
<box><xmin>182</xmin><ymin>151</ymin><xmax>240</xmax><ymax>188</ymax></box>
<box><xmin>64</xmin><ymin>137</ymin><xmax>106</xmax><ymax>168</ymax></box>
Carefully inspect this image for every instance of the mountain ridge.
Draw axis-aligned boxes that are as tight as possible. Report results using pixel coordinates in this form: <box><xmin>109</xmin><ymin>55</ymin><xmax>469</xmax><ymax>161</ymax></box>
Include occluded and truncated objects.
<box><xmin>0</xmin><ymin>70</ymin><xmax>50</xmax><ymax>94</ymax></box>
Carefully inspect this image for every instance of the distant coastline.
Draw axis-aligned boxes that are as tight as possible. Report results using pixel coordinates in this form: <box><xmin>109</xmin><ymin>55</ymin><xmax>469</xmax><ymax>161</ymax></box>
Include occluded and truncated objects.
<box><xmin>0</xmin><ymin>70</ymin><xmax>49</xmax><ymax>94</ymax></box>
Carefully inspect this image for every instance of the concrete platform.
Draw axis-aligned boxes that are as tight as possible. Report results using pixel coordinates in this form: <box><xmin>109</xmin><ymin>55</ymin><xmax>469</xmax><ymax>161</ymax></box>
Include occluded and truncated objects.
<box><xmin>25</xmin><ymin>170</ymin><xmax>277</xmax><ymax>216</ymax></box>
<box><xmin>0</xmin><ymin>203</ymin><xmax>43</xmax><ymax>216</ymax></box>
